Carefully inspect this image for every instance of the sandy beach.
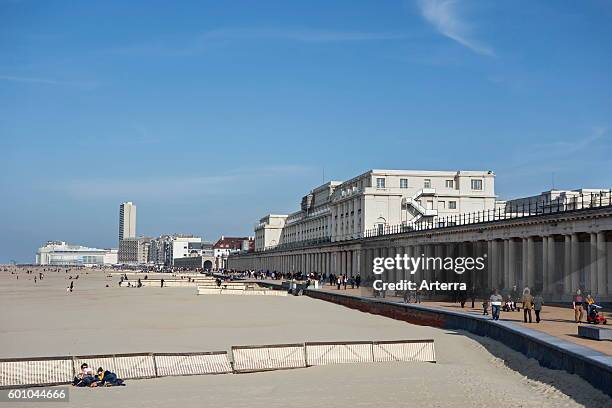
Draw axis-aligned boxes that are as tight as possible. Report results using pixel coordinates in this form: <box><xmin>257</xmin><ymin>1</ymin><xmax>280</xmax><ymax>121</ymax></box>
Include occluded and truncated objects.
<box><xmin>0</xmin><ymin>266</ymin><xmax>610</xmax><ymax>408</ymax></box>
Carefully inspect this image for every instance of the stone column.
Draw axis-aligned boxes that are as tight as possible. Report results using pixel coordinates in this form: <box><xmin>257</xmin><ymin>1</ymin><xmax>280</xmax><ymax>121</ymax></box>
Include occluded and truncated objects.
<box><xmin>487</xmin><ymin>240</ymin><xmax>496</xmax><ymax>290</ymax></box>
<box><xmin>527</xmin><ymin>236</ymin><xmax>535</xmax><ymax>290</ymax></box>
<box><xmin>542</xmin><ymin>236</ymin><xmax>548</xmax><ymax>293</ymax></box>
<box><xmin>571</xmin><ymin>233</ymin><xmax>580</xmax><ymax>293</ymax></box>
<box><xmin>564</xmin><ymin>235</ymin><xmax>571</xmax><ymax>295</ymax></box>
<box><xmin>521</xmin><ymin>238</ymin><xmax>528</xmax><ymax>290</ymax></box>
<box><xmin>503</xmin><ymin>239</ymin><xmax>510</xmax><ymax>289</ymax></box>
<box><xmin>596</xmin><ymin>231</ymin><xmax>607</xmax><ymax>297</ymax></box>
<box><xmin>590</xmin><ymin>233</ymin><xmax>598</xmax><ymax>294</ymax></box>
<box><xmin>547</xmin><ymin>236</ymin><xmax>556</xmax><ymax>295</ymax></box>
<box><xmin>347</xmin><ymin>250</ymin><xmax>353</xmax><ymax>277</ymax></box>
<box><xmin>387</xmin><ymin>246</ymin><xmax>396</xmax><ymax>282</ymax></box>
<box><xmin>507</xmin><ymin>239</ymin><xmax>516</xmax><ymax>289</ymax></box>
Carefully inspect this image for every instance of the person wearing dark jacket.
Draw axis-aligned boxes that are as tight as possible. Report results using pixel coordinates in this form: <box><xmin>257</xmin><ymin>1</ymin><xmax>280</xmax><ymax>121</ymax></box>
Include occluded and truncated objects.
<box><xmin>96</xmin><ymin>368</ymin><xmax>125</xmax><ymax>386</ymax></box>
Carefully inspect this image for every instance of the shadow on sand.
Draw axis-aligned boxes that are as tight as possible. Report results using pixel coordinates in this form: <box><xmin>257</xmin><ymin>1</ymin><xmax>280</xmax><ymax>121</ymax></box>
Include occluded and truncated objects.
<box><xmin>449</xmin><ymin>329</ymin><xmax>611</xmax><ymax>407</ymax></box>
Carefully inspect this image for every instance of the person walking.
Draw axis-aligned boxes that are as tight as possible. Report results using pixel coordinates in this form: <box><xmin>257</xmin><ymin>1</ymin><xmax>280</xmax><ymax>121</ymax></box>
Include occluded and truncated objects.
<box><xmin>522</xmin><ymin>287</ymin><xmax>534</xmax><ymax>323</ymax></box>
<box><xmin>572</xmin><ymin>289</ymin><xmax>584</xmax><ymax>323</ymax></box>
<box><xmin>533</xmin><ymin>292</ymin><xmax>544</xmax><ymax>323</ymax></box>
<box><xmin>490</xmin><ymin>289</ymin><xmax>503</xmax><ymax>320</ymax></box>
<box><xmin>355</xmin><ymin>275</ymin><xmax>361</xmax><ymax>288</ymax></box>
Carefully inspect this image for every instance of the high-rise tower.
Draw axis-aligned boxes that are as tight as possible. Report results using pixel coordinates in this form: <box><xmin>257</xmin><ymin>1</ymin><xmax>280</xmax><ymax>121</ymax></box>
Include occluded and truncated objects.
<box><xmin>119</xmin><ymin>202</ymin><xmax>136</xmax><ymax>242</ymax></box>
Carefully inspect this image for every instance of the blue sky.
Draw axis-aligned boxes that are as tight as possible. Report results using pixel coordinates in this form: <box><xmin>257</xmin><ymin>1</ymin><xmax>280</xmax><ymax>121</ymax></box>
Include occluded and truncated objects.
<box><xmin>1</xmin><ymin>0</ymin><xmax>611</xmax><ymax>262</ymax></box>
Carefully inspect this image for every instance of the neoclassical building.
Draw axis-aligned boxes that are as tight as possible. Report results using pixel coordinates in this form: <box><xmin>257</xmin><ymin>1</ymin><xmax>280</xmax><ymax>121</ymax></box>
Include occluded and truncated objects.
<box><xmin>255</xmin><ymin>169</ymin><xmax>497</xmax><ymax>251</ymax></box>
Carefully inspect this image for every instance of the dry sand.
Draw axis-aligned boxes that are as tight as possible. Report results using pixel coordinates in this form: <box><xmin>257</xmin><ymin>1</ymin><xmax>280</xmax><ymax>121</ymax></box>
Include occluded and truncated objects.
<box><xmin>0</xmin><ymin>267</ymin><xmax>610</xmax><ymax>408</ymax></box>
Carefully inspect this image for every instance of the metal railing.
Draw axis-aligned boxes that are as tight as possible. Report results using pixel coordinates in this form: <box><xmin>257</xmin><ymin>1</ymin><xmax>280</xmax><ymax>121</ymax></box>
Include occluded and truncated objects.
<box><xmin>245</xmin><ymin>190</ymin><xmax>612</xmax><ymax>254</ymax></box>
<box><xmin>362</xmin><ymin>189</ymin><xmax>612</xmax><ymax>238</ymax></box>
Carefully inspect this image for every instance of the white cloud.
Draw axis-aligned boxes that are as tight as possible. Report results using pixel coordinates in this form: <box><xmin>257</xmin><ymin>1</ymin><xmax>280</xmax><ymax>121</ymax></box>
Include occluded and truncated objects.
<box><xmin>417</xmin><ymin>0</ymin><xmax>495</xmax><ymax>56</ymax></box>
<box><xmin>43</xmin><ymin>165</ymin><xmax>315</xmax><ymax>200</ymax></box>
<box><xmin>107</xmin><ymin>28</ymin><xmax>408</xmax><ymax>56</ymax></box>
<box><xmin>0</xmin><ymin>75</ymin><xmax>97</xmax><ymax>89</ymax></box>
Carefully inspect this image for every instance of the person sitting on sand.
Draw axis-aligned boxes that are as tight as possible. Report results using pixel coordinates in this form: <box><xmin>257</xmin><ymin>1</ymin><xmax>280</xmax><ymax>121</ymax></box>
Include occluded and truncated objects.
<box><xmin>73</xmin><ymin>363</ymin><xmax>96</xmax><ymax>387</ymax></box>
<box><xmin>95</xmin><ymin>367</ymin><xmax>125</xmax><ymax>387</ymax></box>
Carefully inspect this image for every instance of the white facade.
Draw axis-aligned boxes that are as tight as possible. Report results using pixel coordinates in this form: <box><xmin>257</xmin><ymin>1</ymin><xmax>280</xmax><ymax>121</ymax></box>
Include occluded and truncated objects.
<box><xmin>119</xmin><ymin>202</ymin><xmax>137</xmax><ymax>241</ymax></box>
<box><xmin>254</xmin><ymin>169</ymin><xmax>497</xmax><ymax>251</ymax></box>
<box><xmin>255</xmin><ymin>215</ymin><xmax>288</xmax><ymax>251</ymax></box>
<box><xmin>169</xmin><ymin>235</ymin><xmax>202</xmax><ymax>265</ymax></box>
<box><xmin>36</xmin><ymin>241</ymin><xmax>118</xmax><ymax>266</ymax></box>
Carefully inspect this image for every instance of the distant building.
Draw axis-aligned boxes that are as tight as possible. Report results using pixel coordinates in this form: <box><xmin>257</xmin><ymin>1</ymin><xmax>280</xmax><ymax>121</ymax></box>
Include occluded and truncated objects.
<box><xmin>118</xmin><ymin>237</ymin><xmax>150</xmax><ymax>265</ymax></box>
<box><xmin>168</xmin><ymin>235</ymin><xmax>202</xmax><ymax>265</ymax></box>
<box><xmin>119</xmin><ymin>202</ymin><xmax>136</xmax><ymax>241</ymax></box>
<box><xmin>499</xmin><ymin>189</ymin><xmax>612</xmax><ymax>215</ymax></box>
<box><xmin>36</xmin><ymin>241</ymin><xmax>117</xmax><ymax>266</ymax></box>
<box><xmin>213</xmin><ymin>236</ymin><xmax>254</xmax><ymax>269</ymax></box>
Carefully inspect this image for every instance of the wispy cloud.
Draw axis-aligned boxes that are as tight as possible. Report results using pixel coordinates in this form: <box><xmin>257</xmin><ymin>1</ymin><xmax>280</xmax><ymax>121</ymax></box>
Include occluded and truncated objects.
<box><xmin>108</xmin><ymin>27</ymin><xmax>408</xmax><ymax>56</ymax></box>
<box><xmin>202</xmin><ymin>28</ymin><xmax>408</xmax><ymax>43</ymax></box>
<box><xmin>41</xmin><ymin>165</ymin><xmax>315</xmax><ymax>200</ymax></box>
<box><xmin>417</xmin><ymin>0</ymin><xmax>494</xmax><ymax>57</ymax></box>
<box><xmin>0</xmin><ymin>75</ymin><xmax>97</xmax><ymax>89</ymax></box>
<box><xmin>499</xmin><ymin>126</ymin><xmax>609</xmax><ymax>177</ymax></box>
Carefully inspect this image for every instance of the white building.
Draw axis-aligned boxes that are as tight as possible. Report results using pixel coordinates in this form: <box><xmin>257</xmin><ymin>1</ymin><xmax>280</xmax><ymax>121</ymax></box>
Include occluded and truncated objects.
<box><xmin>213</xmin><ymin>236</ymin><xmax>253</xmax><ymax>269</ymax></box>
<box><xmin>168</xmin><ymin>235</ymin><xmax>202</xmax><ymax>265</ymax></box>
<box><xmin>119</xmin><ymin>202</ymin><xmax>136</xmax><ymax>241</ymax></box>
<box><xmin>255</xmin><ymin>215</ymin><xmax>289</xmax><ymax>251</ymax></box>
<box><xmin>254</xmin><ymin>169</ymin><xmax>497</xmax><ymax>251</ymax></box>
<box><xmin>36</xmin><ymin>241</ymin><xmax>118</xmax><ymax>266</ymax></box>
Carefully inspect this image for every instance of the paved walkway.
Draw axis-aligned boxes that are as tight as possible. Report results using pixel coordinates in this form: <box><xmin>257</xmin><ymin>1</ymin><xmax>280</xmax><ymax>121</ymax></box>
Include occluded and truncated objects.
<box><xmin>311</xmin><ymin>284</ymin><xmax>612</xmax><ymax>356</ymax></box>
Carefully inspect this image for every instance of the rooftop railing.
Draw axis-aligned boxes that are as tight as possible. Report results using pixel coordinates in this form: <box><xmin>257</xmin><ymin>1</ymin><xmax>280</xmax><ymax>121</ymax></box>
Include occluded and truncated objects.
<box><xmin>247</xmin><ymin>190</ymin><xmax>611</xmax><ymax>254</ymax></box>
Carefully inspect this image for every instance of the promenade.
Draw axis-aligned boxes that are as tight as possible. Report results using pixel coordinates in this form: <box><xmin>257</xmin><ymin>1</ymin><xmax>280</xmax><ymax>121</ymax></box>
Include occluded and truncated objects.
<box><xmin>313</xmin><ymin>284</ymin><xmax>612</xmax><ymax>356</ymax></box>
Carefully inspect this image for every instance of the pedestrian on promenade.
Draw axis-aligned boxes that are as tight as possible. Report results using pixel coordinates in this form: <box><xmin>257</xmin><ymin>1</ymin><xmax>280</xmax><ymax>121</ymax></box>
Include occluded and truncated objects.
<box><xmin>522</xmin><ymin>287</ymin><xmax>533</xmax><ymax>323</ymax></box>
<box><xmin>355</xmin><ymin>275</ymin><xmax>361</xmax><ymax>288</ymax></box>
<box><xmin>343</xmin><ymin>275</ymin><xmax>348</xmax><ymax>290</ymax></box>
<box><xmin>482</xmin><ymin>298</ymin><xmax>489</xmax><ymax>316</ymax></box>
<box><xmin>533</xmin><ymin>292</ymin><xmax>544</xmax><ymax>323</ymax></box>
<box><xmin>490</xmin><ymin>289</ymin><xmax>502</xmax><ymax>320</ymax></box>
<box><xmin>572</xmin><ymin>290</ymin><xmax>584</xmax><ymax>323</ymax></box>
<box><xmin>336</xmin><ymin>275</ymin><xmax>341</xmax><ymax>290</ymax></box>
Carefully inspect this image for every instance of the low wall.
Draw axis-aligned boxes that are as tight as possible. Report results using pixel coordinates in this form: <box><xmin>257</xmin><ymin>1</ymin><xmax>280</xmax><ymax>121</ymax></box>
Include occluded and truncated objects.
<box><xmin>305</xmin><ymin>289</ymin><xmax>612</xmax><ymax>397</ymax></box>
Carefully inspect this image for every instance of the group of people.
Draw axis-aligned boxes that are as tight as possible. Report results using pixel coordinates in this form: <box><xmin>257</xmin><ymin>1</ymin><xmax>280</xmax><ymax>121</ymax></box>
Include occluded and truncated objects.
<box><xmin>572</xmin><ymin>289</ymin><xmax>602</xmax><ymax>323</ymax></box>
<box><xmin>73</xmin><ymin>363</ymin><xmax>125</xmax><ymax>387</ymax></box>
<box><xmin>328</xmin><ymin>273</ymin><xmax>361</xmax><ymax>290</ymax></box>
<box><xmin>486</xmin><ymin>287</ymin><xmax>544</xmax><ymax>323</ymax></box>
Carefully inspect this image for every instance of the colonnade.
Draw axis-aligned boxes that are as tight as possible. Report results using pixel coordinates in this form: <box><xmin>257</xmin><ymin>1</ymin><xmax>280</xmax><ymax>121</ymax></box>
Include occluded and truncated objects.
<box><xmin>228</xmin><ymin>215</ymin><xmax>612</xmax><ymax>301</ymax></box>
<box><xmin>242</xmin><ymin>249</ymin><xmax>362</xmax><ymax>278</ymax></box>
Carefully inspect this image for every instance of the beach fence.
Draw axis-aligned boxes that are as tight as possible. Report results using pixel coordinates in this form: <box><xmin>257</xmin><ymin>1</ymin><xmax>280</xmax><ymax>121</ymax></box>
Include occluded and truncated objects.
<box><xmin>231</xmin><ymin>344</ymin><xmax>307</xmax><ymax>373</ymax></box>
<box><xmin>0</xmin><ymin>351</ymin><xmax>231</xmax><ymax>389</ymax></box>
<box><xmin>0</xmin><ymin>340</ymin><xmax>434</xmax><ymax>389</ymax></box>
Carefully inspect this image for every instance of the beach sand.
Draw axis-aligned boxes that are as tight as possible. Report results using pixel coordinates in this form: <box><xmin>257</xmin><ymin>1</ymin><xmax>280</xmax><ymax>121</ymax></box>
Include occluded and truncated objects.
<box><xmin>0</xmin><ymin>267</ymin><xmax>609</xmax><ymax>407</ymax></box>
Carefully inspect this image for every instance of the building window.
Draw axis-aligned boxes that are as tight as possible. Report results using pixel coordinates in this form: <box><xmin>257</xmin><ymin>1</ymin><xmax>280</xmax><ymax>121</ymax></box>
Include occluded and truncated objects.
<box><xmin>424</xmin><ymin>179</ymin><xmax>431</xmax><ymax>188</ymax></box>
<box><xmin>471</xmin><ymin>179</ymin><xmax>483</xmax><ymax>190</ymax></box>
<box><xmin>439</xmin><ymin>201</ymin><xmax>446</xmax><ymax>209</ymax></box>
<box><xmin>376</xmin><ymin>178</ymin><xmax>386</xmax><ymax>188</ymax></box>
<box><xmin>445</xmin><ymin>180</ymin><xmax>454</xmax><ymax>188</ymax></box>
<box><xmin>449</xmin><ymin>201</ymin><xmax>457</xmax><ymax>209</ymax></box>
<box><xmin>400</xmin><ymin>178</ymin><xmax>408</xmax><ymax>189</ymax></box>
